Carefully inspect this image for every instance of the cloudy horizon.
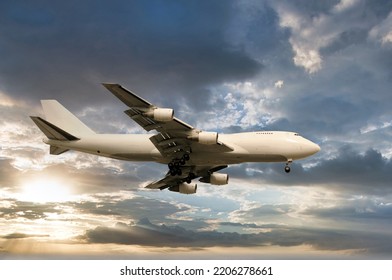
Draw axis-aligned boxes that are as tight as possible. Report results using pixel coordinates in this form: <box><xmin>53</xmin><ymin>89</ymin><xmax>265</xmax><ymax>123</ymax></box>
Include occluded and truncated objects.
<box><xmin>1</xmin><ymin>0</ymin><xmax>392</xmax><ymax>259</ymax></box>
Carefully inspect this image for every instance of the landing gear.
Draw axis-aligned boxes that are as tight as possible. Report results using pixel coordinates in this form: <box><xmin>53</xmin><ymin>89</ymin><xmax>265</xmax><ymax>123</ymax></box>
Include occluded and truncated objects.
<box><xmin>168</xmin><ymin>153</ymin><xmax>191</xmax><ymax>176</ymax></box>
<box><xmin>284</xmin><ymin>160</ymin><xmax>292</xmax><ymax>173</ymax></box>
<box><xmin>185</xmin><ymin>173</ymin><xmax>196</xmax><ymax>184</ymax></box>
<box><xmin>170</xmin><ymin>168</ymin><xmax>182</xmax><ymax>176</ymax></box>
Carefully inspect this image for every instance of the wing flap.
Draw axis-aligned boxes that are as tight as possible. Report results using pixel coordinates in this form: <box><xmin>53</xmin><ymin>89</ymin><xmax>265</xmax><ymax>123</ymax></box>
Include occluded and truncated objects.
<box><xmin>145</xmin><ymin>172</ymin><xmax>188</xmax><ymax>190</ymax></box>
<box><xmin>145</xmin><ymin>165</ymin><xmax>228</xmax><ymax>190</ymax></box>
<box><xmin>149</xmin><ymin>133</ymin><xmax>191</xmax><ymax>158</ymax></box>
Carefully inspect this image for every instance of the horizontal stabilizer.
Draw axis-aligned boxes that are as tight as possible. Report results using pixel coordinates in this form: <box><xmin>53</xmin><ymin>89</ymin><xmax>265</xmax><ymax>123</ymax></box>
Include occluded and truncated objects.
<box><xmin>30</xmin><ymin>116</ymin><xmax>80</xmax><ymax>141</ymax></box>
<box><xmin>50</xmin><ymin>146</ymin><xmax>69</xmax><ymax>155</ymax></box>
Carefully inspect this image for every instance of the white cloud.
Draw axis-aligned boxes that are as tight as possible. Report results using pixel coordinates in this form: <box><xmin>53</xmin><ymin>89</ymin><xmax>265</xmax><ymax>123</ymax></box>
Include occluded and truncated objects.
<box><xmin>291</xmin><ymin>45</ymin><xmax>323</xmax><ymax>74</ymax></box>
<box><xmin>360</xmin><ymin>121</ymin><xmax>392</xmax><ymax>134</ymax></box>
<box><xmin>369</xmin><ymin>11</ymin><xmax>392</xmax><ymax>46</ymax></box>
<box><xmin>221</xmin><ymin>82</ymin><xmax>283</xmax><ymax>128</ymax></box>
<box><xmin>332</xmin><ymin>0</ymin><xmax>360</xmax><ymax>13</ymax></box>
<box><xmin>274</xmin><ymin>80</ymin><xmax>284</xmax><ymax>89</ymax></box>
<box><xmin>274</xmin><ymin>0</ymin><xmax>363</xmax><ymax>73</ymax></box>
<box><xmin>0</xmin><ymin>91</ymin><xmax>15</xmax><ymax>107</ymax></box>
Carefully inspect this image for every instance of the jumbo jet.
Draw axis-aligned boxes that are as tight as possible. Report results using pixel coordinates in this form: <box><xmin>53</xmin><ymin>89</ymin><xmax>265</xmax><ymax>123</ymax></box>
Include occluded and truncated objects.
<box><xmin>30</xmin><ymin>84</ymin><xmax>320</xmax><ymax>194</ymax></box>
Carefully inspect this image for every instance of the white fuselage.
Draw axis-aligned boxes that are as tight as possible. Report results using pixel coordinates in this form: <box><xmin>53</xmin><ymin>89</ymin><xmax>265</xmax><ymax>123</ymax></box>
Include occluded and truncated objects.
<box><xmin>44</xmin><ymin>131</ymin><xmax>320</xmax><ymax>166</ymax></box>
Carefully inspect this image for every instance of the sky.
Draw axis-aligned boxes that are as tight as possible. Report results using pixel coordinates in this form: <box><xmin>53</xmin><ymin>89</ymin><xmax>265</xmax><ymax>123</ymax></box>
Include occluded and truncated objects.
<box><xmin>1</xmin><ymin>0</ymin><xmax>392</xmax><ymax>259</ymax></box>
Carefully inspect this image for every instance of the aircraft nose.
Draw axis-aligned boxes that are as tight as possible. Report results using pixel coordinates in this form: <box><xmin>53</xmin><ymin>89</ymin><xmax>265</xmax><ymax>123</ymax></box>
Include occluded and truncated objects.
<box><xmin>300</xmin><ymin>138</ymin><xmax>320</xmax><ymax>156</ymax></box>
<box><xmin>309</xmin><ymin>142</ymin><xmax>321</xmax><ymax>155</ymax></box>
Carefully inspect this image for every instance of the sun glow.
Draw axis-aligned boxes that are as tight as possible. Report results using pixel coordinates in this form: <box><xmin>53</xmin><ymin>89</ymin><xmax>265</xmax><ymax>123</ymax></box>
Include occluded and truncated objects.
<box><xmin>19</xmin><ymin>178</ymin><xmax>74</xmax><ymax>203</ymax></box>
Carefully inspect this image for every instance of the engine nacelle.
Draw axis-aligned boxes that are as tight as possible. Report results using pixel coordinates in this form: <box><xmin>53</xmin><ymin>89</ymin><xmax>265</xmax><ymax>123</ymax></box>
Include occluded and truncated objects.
<box><xmin>210</xmin><ymin>173</ymin><xmax>229</xmax><ymax>185</ymax></box>
<box><xmin>144</xmin><ymin>108</ymin><xmax>174</xmax><ymax>122</ymax></box>
<box><xmin>197</xmin><ymin>131</ymin><xmax>218</xmax><ymax>145</ymax></box>
<box><xmin>199</xmin><ymin>173</ymin><xmax>229</xmax><ymax>185</ymax></box>
<box><xmin>169</xmin><ymin>183</ymin><xmax>197</xmax><ymax>194</ymax></box>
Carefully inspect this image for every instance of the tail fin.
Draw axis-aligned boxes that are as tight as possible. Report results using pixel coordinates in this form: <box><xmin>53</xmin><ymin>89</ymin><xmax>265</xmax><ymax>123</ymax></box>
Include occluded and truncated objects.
<box><xmin>40</xmin><ymin>100</ymin><xmax>95</xmax><ymax>137</ymax></box>
<box><xmin>30</xmin><ymin>100</ymin><xmax>95</xmax><ymax>155</ymax></box>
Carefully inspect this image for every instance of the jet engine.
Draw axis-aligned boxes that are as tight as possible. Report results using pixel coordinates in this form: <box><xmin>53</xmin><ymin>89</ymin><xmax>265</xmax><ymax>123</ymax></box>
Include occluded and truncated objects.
<box><xmin>169</xmin><ymin>183</ymin><xmax>197</xmax><ymax>194</ymax></box>
<box><xmin>196</xmin><ymin>131</ymin><xmax>218</xmax><ymax>145</ymax></box>
<box><xmin>200</xmin><ymin>173</ymin><xmax>229</xmax><ymax>185</ymax></box>
<box><xmin>144</xmin><ymin>108</ymin><xmax>174</xmax><ymax>122</ymax></box>
<box><xmin>210</xmin><ymin>173</ymin><xmax>229</xmax><ymax>185</ymax></box>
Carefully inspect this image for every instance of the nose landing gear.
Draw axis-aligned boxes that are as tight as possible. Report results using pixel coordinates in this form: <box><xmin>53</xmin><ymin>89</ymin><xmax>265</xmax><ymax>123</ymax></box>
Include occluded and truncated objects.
<box><xmin>284</xmin><ymin>159</ymin><xmax>292</xmax><ymax>173</ymax></box>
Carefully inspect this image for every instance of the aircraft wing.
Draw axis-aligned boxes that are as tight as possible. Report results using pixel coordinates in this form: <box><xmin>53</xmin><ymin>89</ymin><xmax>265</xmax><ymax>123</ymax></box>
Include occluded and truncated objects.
<box><xmin>145</xmin><ymin>165</ymin><xmax>228</xmax><ymax>190</ymax></box>
<box><xmin>103</xmin><ymin>83</ymin><xmax>233</xmax><ymax>159</ymax></box>
<box><xmin>102</xmin><ymin>83</ymin><xmax>194</xmax><ymax>132</ymax></box>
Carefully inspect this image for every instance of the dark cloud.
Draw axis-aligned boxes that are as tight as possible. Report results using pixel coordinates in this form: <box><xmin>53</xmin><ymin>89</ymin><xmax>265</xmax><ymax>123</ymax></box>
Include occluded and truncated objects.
<box><xmin>320</xmin><ymin>28</ymin><xmax>369</xmax><ymax>56</ymax></box>
<box><xmin>294</xmin><ymin>146</ymin><xmax>392</xmax><ymax>193</ymax></box>
<box><xmin>0</xmin><ymin>0</ymin><xmax>261</xmax><ymax>112</ymax></box>
<box><xmin>0</xmin><ymin>201</ymin><xmax>61</xmax><ymax>220</ymax></box>
<box><xmin>269</xmin><ymin>67</ymin><xmax>391</xmax><ymax>139</ymax></box>
<box><xmin>228</xmin><ymin>145</ymin><xmax>392</xmax><ymax>195</ymax></box>
<box><xmin>363</xmin><ymin>0</ymin><xmax>392</xmax><ymax>19</ymax></box>
<box><xmin>83</xmin><ymin>218</ymin><xmax>264</xmax><ymax>248</ymax></box>
<box><xmin>1</xmin><ymin>233</ymin><xmax>49</xmax><ymax>239</ymax></box>
<box><xmin>303</xmin><ymin>203</ymin><xmax>392</xmax><ymax>222</ymax></box>
<box><xmin>68</xmin><ymin>195</ymin><xmax>190</xmax><ymax>224</ymax></box>
<box><xmin>82</xmin><ymin>218</ymin><xmax>392</xmax><ymax>257</ymax></box>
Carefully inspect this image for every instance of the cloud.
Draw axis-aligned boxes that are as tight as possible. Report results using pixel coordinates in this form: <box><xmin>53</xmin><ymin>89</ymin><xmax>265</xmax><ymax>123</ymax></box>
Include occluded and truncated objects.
<box><xmin>333</xmin><ymin>0</ymin><xmax>360</xmax><ymax>13</ymax></box>
<box><xmin>227</xmin><ymin>145</ymin><xmax>392</xmax><ymax>197</ymax></box>
<box><xmin>0</xmin><ymin>0</ymin><xmax>261</xmax><ymax>111</ymax></box>
<box><xmin>81</xmin><ymin>218</ymin><xmax>392</xmax><ymax>256</ymax></box>
<box><xmin>67</xmin><ymin>195</ymin><xmax>192</xmax><ymax>225</ymax></box>
<box><xmin>274</xmin><ymin>80</ymin><xmax>284</xmax><ymax>88</ymax></box>
<box><xmin>369</xmin><ymin>11</ymin><xmax>392</xmax><ymax>45</ymax></box>
<box><xmin>303</xmin><ymin>200</ymin><xmax>392</xmax><ymax>222</ymax></box>
<box><xmin>1</xmin><ymin>233</ymin><xmax>49</xmax><ymax>239</ymax></box>
<box><xmin>297</xmin><ymin>146</ymin><xmax>392</xmax><ymax>193</ymax></box>
<box><xmin>272</xmin><ymin>0</ymin><xmax>388</xmax><ymax>73</ymax></box>
<box><xmin>0</xmin><ymin>200</ymin><xmax>61</xmax><ymax>220</ymax></box>
<box><xmin>0</xmin><ymin>159</ymin><xmax>19</xmax><ymax>188</ymax></box>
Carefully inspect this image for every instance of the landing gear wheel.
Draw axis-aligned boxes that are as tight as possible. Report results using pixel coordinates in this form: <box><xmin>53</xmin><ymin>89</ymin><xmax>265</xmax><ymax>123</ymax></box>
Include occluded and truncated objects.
<box><xmin>180</xmin><ymin>158</ymin><xmax>186</xmax><ymax>165</ymax></box>
<box><xmin>183</xmin><ymin>153</ymin><xmax>190</xmax><ymax>161</ymax></box>
<box><xmin>177</xmin><ymin>169</ymin><xmax>182</xmax><ymax>176</ymax></box>
<box><xmin>284</xmin><ymin>165</ymin><xmax>291</xmax><ymax>173</ymax></box>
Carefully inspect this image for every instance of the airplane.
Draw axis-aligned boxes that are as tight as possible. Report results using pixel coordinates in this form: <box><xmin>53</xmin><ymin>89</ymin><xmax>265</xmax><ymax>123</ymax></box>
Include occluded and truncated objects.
<box><xmin>30</xmin><ymin>83</ymin><xmax>320</xmax><ymax>194</ymax></box>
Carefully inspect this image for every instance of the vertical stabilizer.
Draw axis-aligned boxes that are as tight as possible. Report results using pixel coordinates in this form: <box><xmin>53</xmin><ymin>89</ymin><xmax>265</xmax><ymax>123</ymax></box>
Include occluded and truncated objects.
<box><xmin>41</xmin><ymin>100</ymin><xmax>95</xmax><ymax>137</ymax></box>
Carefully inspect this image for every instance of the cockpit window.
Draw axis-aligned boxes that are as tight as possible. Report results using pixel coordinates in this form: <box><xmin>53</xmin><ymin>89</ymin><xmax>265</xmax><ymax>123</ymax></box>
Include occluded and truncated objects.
<box><xmin>294</xmin><ymin>133</ymin><xmax>300</xmax><ymax>136</ymax></box>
